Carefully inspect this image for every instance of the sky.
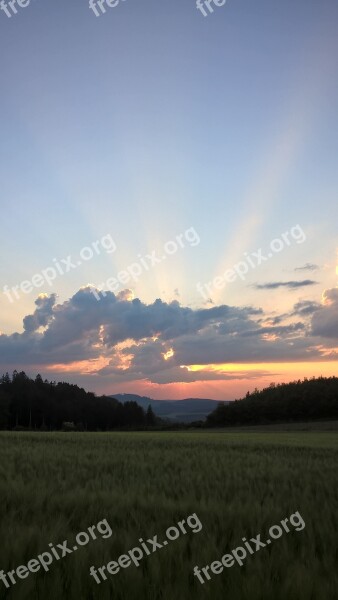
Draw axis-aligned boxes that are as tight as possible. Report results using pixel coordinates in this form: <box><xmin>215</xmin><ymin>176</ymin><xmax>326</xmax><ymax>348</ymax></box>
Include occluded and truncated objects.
<box><xmin>0</xmin><ymin>0</ymin><xmax>338</xmax><ymax>399</ymax></box>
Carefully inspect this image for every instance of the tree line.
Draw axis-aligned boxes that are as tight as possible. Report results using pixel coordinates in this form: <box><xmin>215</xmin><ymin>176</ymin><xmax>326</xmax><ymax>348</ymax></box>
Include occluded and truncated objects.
<box><xmin>2</xmin><ymin>372</ymin><xmax>337</xmax><ymax>431</ymax></box>
<box><xmin>0</xmin><ymin>371</ymin><xmax>156</xmax><ymax>430</ymax></box>
<box><xmin>205</xmin><ymin>377</ymin><xmax>338</xmax><ymax>427</ymax></box>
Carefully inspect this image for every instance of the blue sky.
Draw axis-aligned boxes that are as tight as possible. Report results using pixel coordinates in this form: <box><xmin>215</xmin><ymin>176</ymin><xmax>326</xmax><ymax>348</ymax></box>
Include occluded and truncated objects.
<box><xmin>1</xmin><ymin>0</ymin><xmax>338</xmax><ymax>398</ymax></box>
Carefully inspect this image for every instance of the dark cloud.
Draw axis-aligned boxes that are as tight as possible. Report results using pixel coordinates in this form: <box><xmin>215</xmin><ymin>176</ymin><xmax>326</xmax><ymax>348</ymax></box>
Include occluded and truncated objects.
<box><xmin>291</xmin><ymin>300</ymin><xmax>321</xmax><ymax>317</ymax></box>
<box><xmin>311</xmin><ymin>288</ymin><xmax>338</xmax><ymax>339</ymax></box>
<box><xmin>266</xmin><ymin>315</ymin><xmax>285</xmax><ymax>325</ymax></box>
<box><xmin>240</xmin><ymin>323</ymin><xmax>305</xmax><ymax>337</ymax></box>
<box><xmin>254</xmin><ymin>280</ymin><xmax>318</xmax><ymax>290</ymax></box>
<box><xmin>263</xmin><ymin>301</ymin><xmax>321</xmax><ymax>327</ymax></box>
<box><xmin>295</xmin><ymin>263</ymin><xmax>319</xmax><ymax>272</ymax></box>
<box><xmin>170</xmin><ymin>330</ymin><xmax>320</xmax><ymax>366</ymax></box>
<box><xmin>23</xmin><ymin>294</ymin><xmax>57</xmax><ymax>333</ymax></box>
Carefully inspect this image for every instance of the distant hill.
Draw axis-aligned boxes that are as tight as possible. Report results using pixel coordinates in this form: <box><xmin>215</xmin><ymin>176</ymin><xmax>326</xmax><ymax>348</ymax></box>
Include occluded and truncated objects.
<box><xmin>112</xmin><ymin>394</ymin><xmax>228</xmax><ymax>423</ymax></box>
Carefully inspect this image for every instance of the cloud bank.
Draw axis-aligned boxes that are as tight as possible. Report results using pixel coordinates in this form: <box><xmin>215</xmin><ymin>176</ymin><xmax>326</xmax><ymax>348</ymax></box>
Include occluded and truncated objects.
<box><xmin>1</xmin><ymin>285</ymin><xmax>337</xmax><ymax>385</ymax></box>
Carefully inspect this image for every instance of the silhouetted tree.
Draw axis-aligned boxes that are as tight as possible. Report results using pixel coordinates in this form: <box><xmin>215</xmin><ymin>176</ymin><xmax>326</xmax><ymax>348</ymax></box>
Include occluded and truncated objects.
<box><xmin>146</xmin><ymin>404</ymin><xmax>156</xmax><ymax>426</ymax></box>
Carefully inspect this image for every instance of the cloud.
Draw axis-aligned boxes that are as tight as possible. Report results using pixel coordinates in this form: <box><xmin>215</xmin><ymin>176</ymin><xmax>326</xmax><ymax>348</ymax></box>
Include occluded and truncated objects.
<box><xmin>2</xmin><ymin>288</ymin><xmax>261</xmax><ymax>368</ymax></box>
<box><xmin>254</xmin><ymin>280</ymin><xmax>318</xmax><ymax>290</ymax></box>
<box><xmin>170</xmin><ymin>329</ymin><xmax>319</xmax><ymax>367</ymax></box>
<box><xmin>295</xmin><ymin>263</ymin><xmax>319</xmax><ymax>272</ymax></box>
<box><xmin>0</xmin><ymin>286</ymin><xmax>335</xmax><ymax>385</ymax></box>
<box><xmin>264</xmin><ymin>301</ymin><xmax>322</xmax><ymax>327</ymax></box>
<box><xmin>23</xmin><ymin>293</ymin><xmax>57</xmax><ymax>333</ymax></box>
<box><xmin>311</xmin><ymin>287</ymin><xmax>338</xmax><ymax>339</ymax></box>
<box><xmin>141</xmin><ymin>366</ymin><xmax>274</xmax><ymax>385</ymax></box>
<box><xmin>291</xmin><ymin>300</ymin><xmax>321</xmax><ymax>317</ymax></box>
<box><xmin>240</xmin><ymin>323</ymin><xmax>305</xmax><ymax>337</ymax></box>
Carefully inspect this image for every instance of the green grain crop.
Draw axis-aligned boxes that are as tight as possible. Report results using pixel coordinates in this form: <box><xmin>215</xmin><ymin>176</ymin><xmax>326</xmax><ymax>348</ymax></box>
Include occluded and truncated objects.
<box><xmin>0</xmin><ymin>431</ymin><xmax>337</xmax><ymax>600</ymax></box>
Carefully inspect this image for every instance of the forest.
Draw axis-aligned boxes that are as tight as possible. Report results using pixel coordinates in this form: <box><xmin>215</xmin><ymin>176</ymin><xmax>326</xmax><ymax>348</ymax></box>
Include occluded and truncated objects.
<box><xmin>0</xmin><ymin>371</ymin><xmax>156</xmax><ymax>430</ymax></box>
<box><xmin>205</xmin><ymin>377</ymin><xmax>338</xmax><ymax>427</ymax></box>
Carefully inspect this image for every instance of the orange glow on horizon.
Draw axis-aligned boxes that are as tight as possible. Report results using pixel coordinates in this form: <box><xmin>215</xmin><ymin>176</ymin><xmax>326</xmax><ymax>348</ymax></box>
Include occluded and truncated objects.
<box><xmin>102</xmin><ymin>361</ymin><xmax>338</xmax><ymax>400</ymax></box>
<box><xmin>179</xmin><ymin>361</ymin><xmax>338</xmax><ymax>376</ymax></box>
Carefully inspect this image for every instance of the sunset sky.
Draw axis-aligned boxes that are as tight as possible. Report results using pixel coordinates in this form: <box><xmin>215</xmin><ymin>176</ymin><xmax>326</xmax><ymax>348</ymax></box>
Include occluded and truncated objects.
<box><xmin>1</xmin><ymin>0</ymin><xmax>338</xmax><ymax>399</ymax></box>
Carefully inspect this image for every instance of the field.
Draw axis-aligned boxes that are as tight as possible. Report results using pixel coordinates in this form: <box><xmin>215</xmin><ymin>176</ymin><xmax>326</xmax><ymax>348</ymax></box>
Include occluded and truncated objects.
<box><xmin>0</xmin><ymin>431</ymin><xmax>338</xmax><ymax>600</ymax></box>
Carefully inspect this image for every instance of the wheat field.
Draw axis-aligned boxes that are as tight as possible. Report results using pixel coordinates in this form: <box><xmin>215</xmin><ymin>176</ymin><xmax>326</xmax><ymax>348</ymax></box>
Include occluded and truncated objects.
<box><xmin>0</xmin><ymin>431</ymin><xmax>337</xmax><ymax>600</ymax></box>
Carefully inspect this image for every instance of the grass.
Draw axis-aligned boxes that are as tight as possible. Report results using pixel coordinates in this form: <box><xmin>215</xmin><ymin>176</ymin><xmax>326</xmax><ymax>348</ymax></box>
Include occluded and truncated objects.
<box><xmin>0</xmin><ymin>431</ymin><xmax>337</xmax><ymax>599</ymax></box>
<box><xmin>204</xmin><ymin>419</ymin><xmax>338</xmax><ymax>432</ymax></box>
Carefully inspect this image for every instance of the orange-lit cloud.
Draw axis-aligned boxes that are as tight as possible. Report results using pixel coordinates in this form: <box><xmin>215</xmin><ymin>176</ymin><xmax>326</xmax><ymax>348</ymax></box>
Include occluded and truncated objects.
<box><xmin>46</xmin><ymin>356</ymin><xmax>110</xmax><ymax>374</ymax></box>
